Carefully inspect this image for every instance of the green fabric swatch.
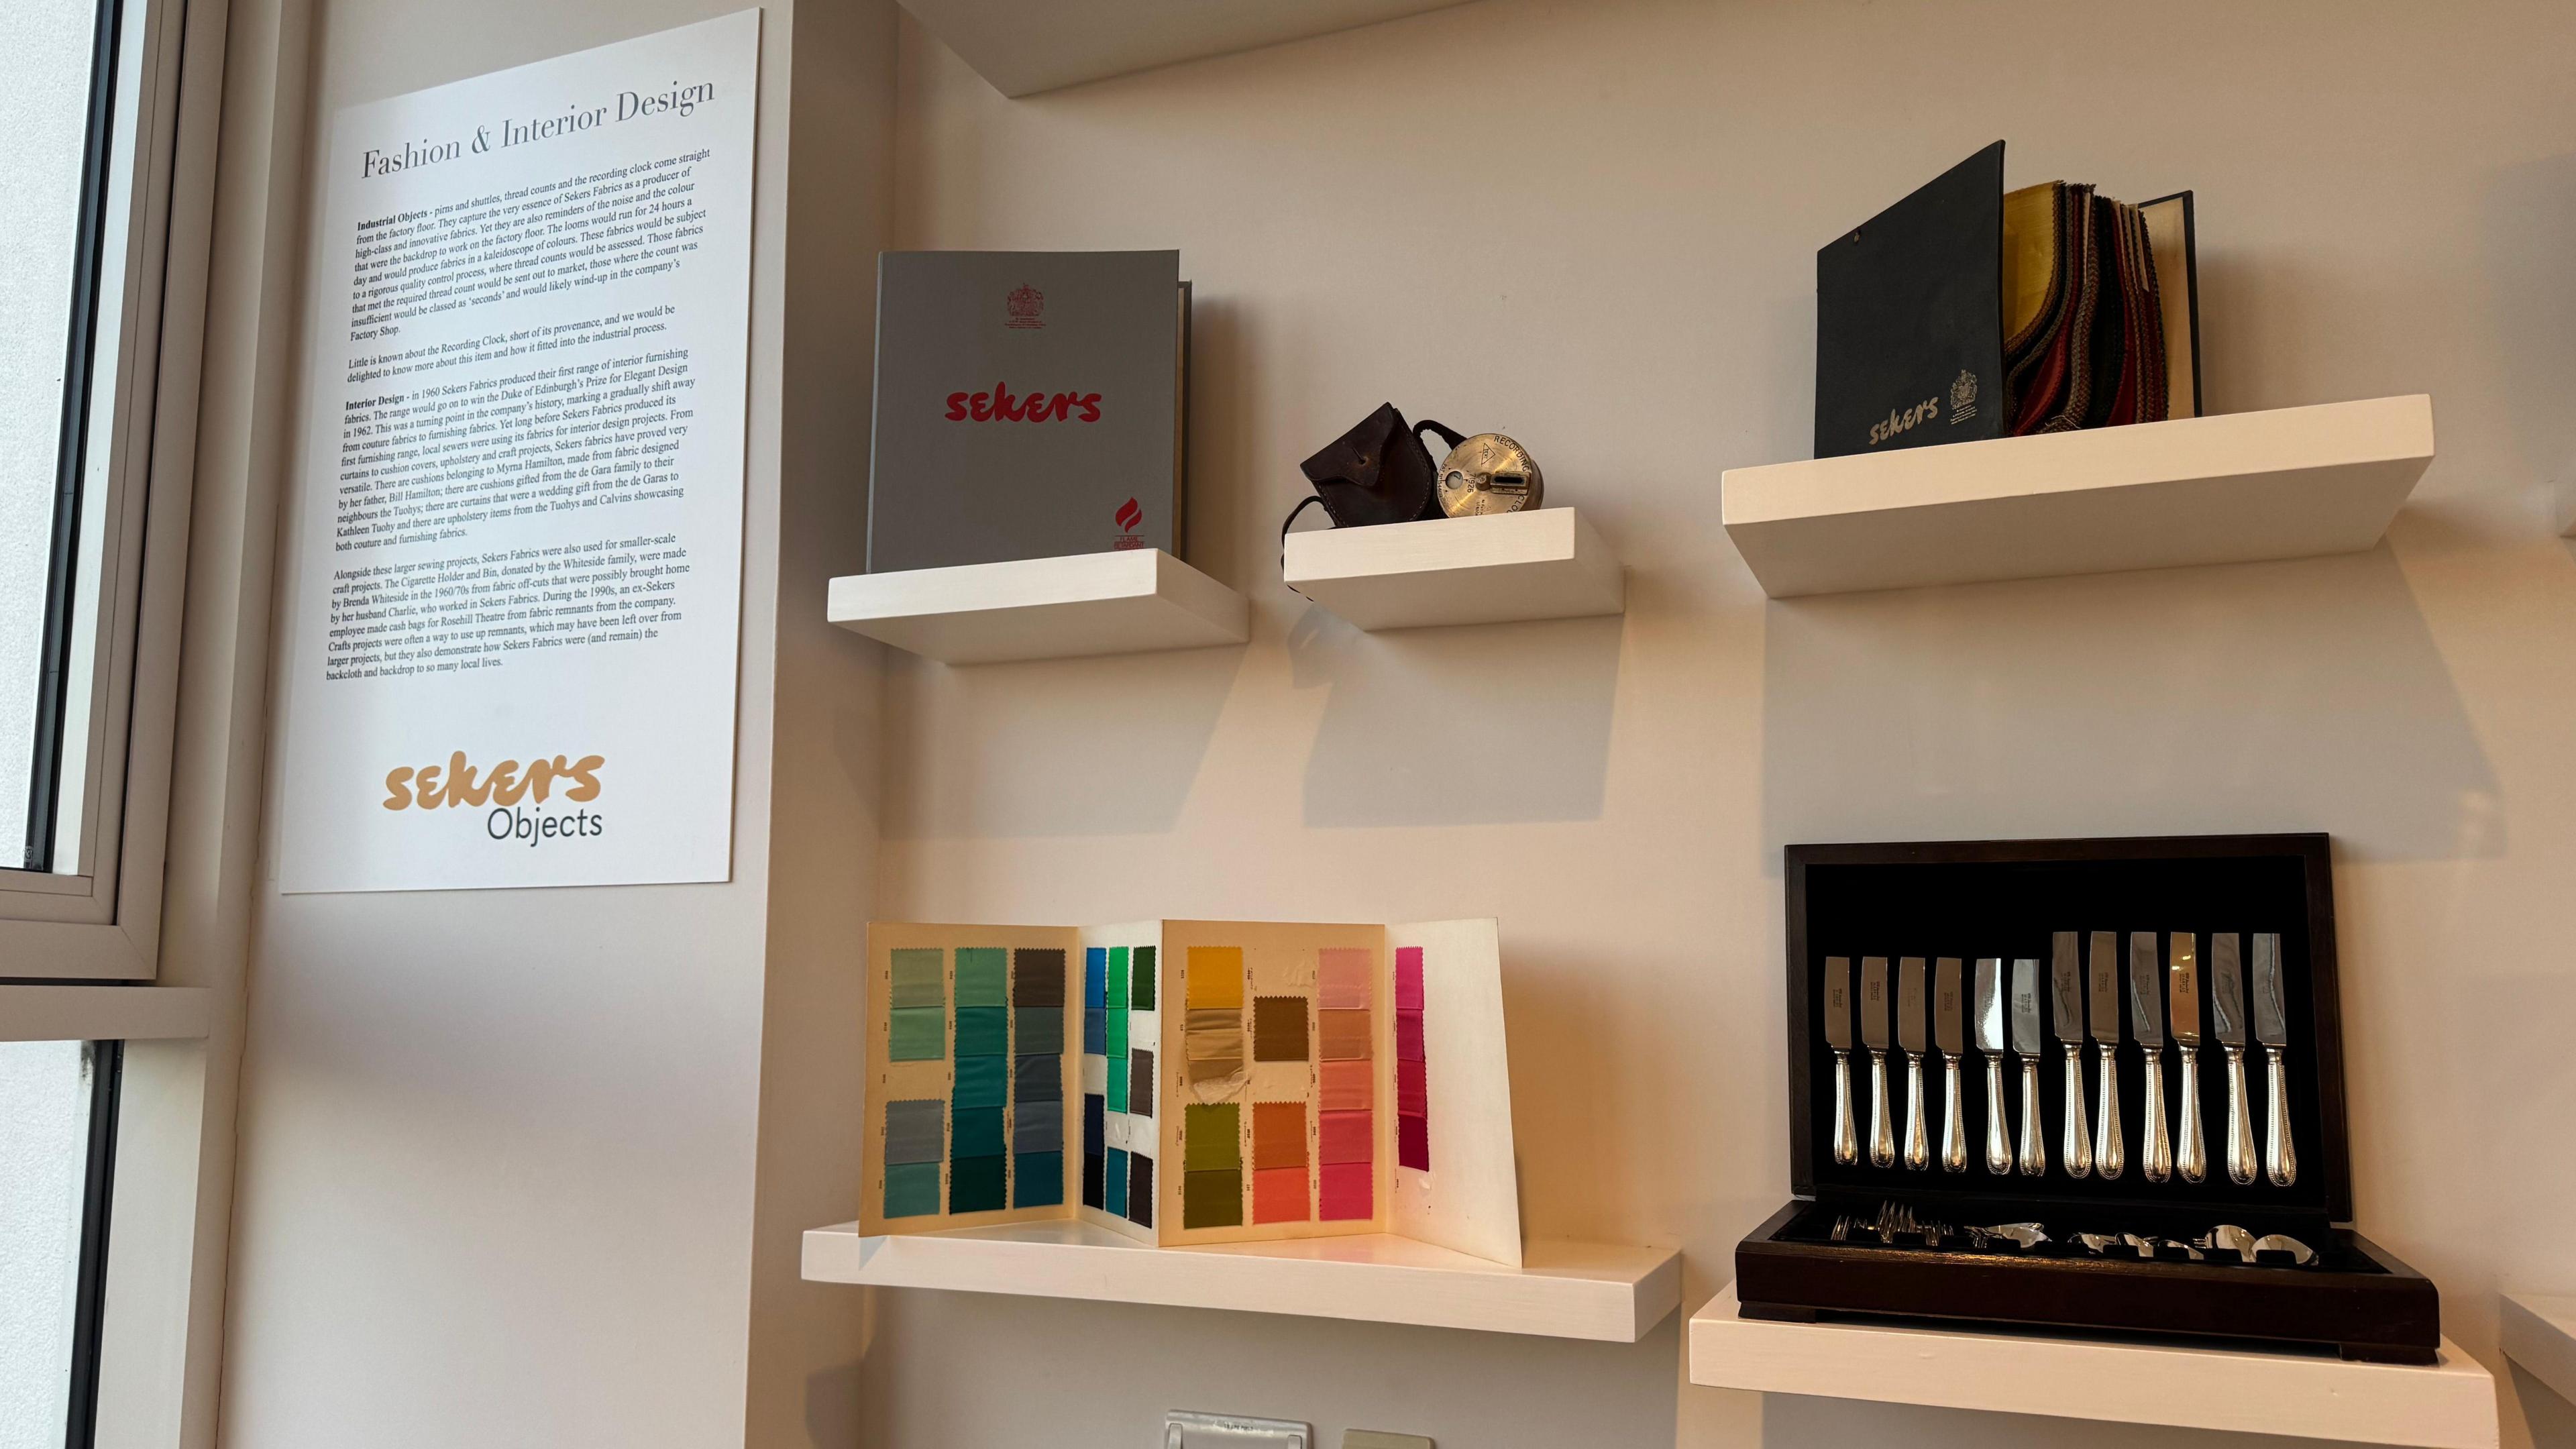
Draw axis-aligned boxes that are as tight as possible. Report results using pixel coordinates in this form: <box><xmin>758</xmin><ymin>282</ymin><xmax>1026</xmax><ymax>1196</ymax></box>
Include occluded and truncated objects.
<box><xmin>889</xmin><ymin>1006</ymin><xmax>944</xmax><ymax>1061</ymax></box>
<box><xmin>883</xmin><ymin>1161</ymin><xmax>940</xmax><ymax>1218</ymax></box>
<box><xmin>1013</xmin><ymin>1006</ymin><xmax>1063</xmax><ymax>1055</ymax></box>
<box><xmin>1184</xmin><ymin>1103</ymin><xmax>1240</xmax><ymax>1171</ymax></box>
<box><xmin>1182</xmin><ymin>1168</ymin><xmax>1242</xmax><ymax>1228</ymax></box>
<box><xmin>950</xmin><ymin>1106</ymin><xmax>1006</xmax><ymax>1159</ymax></box>
<box><xmin>953</xmin><ymin>1053</ymin><xmax>1006</xmax><ymax>1110</ymax></box>
<box><xmin>891</xmin><ymin>949</ymin><xmax>945</xmax><ymax>1008</ymax></box>
<box><xmin>947</xmin><ymin>1154</ymin><xmax>1005</xmax><ymax>1214</ymax></box>
<box><xmin>1106</xmin><ymin>947</ymin><xmax>1129</xmax><ymax>1010</ymax></box>
<box><xmin>1107</xmin><ymin>1006</ymin><xmax>1130</xmax><ymax>1063</ymax></box>
<box><xmin>954</xmin><ymin>947</ymin><xmax>1008</xmax><ymax>1006</ymax></box>
<box><xmin>955</xmin><ymin>1006</ymin><xmax>1008</xmax><ymax>1058</ymax></box>
<box><xmin>1132</xmin><ymin>946</ymin><xmax>1157</xmax><ymax>1010</ymax></box>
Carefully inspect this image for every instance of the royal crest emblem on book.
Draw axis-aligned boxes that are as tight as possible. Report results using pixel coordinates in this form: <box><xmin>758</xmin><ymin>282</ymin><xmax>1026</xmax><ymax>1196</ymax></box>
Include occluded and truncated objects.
<box><xmin>1005</xmin><ymin>283</ymin><xmax>1045</xmax><ymax>330</ymax></box>
<box><xmin>1949</xmin><ymin>368</ymin><xmax>1979</xmax><ymax>424</ymax></box>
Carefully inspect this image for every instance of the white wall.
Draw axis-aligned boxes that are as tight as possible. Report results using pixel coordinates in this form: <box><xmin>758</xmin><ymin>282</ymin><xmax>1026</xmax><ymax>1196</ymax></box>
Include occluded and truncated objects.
<box><xmin>867</xmin><ymin>1</ymin><xmax>2576</xmax><ymax>1446</ymax></box>
<box><xmin>213</xmin><ymin>0</ymin><xmax>2576</xmax><ymax>1446</ymax></box>
<box><xmin>217</xmin><ymin>1</ymin><xmax>889</xmax><ymax>1446</ymax></box>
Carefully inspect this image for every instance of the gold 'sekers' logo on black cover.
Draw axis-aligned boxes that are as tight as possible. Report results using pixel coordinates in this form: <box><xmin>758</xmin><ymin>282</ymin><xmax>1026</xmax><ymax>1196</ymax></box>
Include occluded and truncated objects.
<box><xmin>1949</xmin><ymin>368</ymin><xmax>1980</xmax><ymax>424</ymax></box>
<box><xmin>1868</xmin><ymin>392</ymin><xmax>1941</xmax><ymax>447</ymax></box>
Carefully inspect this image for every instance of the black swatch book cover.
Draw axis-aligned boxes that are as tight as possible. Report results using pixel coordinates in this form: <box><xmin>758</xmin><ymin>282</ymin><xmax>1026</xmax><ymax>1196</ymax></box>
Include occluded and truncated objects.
<box><xmin>1815</xmin><ymin>142</ymin><xmax>2199</xmax><ymax>461</ymax></box>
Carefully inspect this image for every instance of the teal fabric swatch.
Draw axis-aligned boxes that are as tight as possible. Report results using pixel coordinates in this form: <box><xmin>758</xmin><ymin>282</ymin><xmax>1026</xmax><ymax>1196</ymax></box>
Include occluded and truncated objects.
<box><xmin>950</xmin><ymin>1106</ymin><xmax>1006</xmax><ymax>1159</ymax></box>
<box><xmin>955</xmin><ymin>1006</ymin><xmax>1008</xmax><ymax>1058</ymax></box>
<box><xmin>1012</xmin><ymin>1152</ymin><xmax>1063</xmax><ymax>1208</ymax></box>
<box><xmin>953</xmin><ymin>1053</ymin><xmax>1006</xmax><ymax>1109</ymax></box>
<box><xmin>883</xmin><ymin>1161</ymin><xmax>940</xmax><ymax>1218</ymax></box>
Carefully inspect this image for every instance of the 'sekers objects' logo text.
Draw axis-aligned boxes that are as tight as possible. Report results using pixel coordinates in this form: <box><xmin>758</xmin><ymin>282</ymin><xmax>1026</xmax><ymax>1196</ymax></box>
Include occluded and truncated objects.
<box><xmin>382</xmin><ymin>749</ymin><xmax>608</xmax><ymax>848</ymax></box>
<box><xmin>1114</xmin><ymin>497</ymin><xmax>1144</xmax><ymax>550</ymax></box>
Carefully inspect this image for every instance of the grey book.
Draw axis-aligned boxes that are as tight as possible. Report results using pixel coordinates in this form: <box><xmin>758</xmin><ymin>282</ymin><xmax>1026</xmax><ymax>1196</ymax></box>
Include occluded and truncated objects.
<box><xmin>867</xmin><ymin>250</ymin><xmax>1189</xmax><ymax>573</ymax></box>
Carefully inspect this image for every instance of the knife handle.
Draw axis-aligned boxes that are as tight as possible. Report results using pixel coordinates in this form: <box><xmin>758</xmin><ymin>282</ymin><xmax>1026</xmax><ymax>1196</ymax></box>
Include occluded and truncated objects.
<box><xmin>2265</xmin><ymin>1043</ymin><xmax>2298</xmax><ymax>1187</ymax></box>
<box><xmin>1983</xmin><ymin>1054</ymin><xmax>2012</xmax><ymax>1175</ymax></box>
<box><xmin>2176</xmin><ymin>1045</ymin><xmax>2207</xmax><ymax>1185</ymax></box>
<box><xmin>2224</xmin><ymin>1044</ymin><xmax>2257</xmax><ymax>1185</ymax></box>
<box><xmin>1902</xmin><ymin>1052</ymin><xmax>1929</xmax><ymax>1169</ymax></box>
<box><xmin>1868</xmin><ymin>1049</ymin><xmax>1894</xmax><ymax>1168</ymax></box>
<box><xmin>2017</xmin><ymin>1055</ymin><xmax>2045</xmax><ymax>1177</ymax></box>
<box><xmin>2094</xmin><ymin>1042</ymin><xmax>2125</xmax><ymax>1181</ymax></box>
<box><xmin>2059</xmin><ymin>1044</ymin><xmax>2091</xmax><ymax>1178</ymax></box>
<box><xmin>1941</xmin><ymin>1053</ymin><xmax>1968</xmax><ymax>1172</ymax></box>
<box><xmin>2140</xmin><ymin>1049</ymin><xmax>2171</xmax><ymax>1183</ymax></box>
<box><xmin>1830</xmin><ymin>1048</ymin><xmax>1858</xmax><ymax>1166</ymax></box>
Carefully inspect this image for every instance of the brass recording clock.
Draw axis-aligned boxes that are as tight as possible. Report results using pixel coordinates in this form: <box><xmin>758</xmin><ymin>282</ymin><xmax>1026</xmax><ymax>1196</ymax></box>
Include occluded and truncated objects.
<box><xmin>1434</xmin><ymin>433</ymin><xmax>1544</xmax><ymax>518</ymax></box>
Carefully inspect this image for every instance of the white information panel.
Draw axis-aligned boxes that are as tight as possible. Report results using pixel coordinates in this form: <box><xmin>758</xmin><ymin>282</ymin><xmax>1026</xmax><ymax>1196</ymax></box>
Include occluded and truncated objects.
<box><xmin>278</xmin><ymin>11</ymin><xmax>760</xmax><ymax>892</ymax></box>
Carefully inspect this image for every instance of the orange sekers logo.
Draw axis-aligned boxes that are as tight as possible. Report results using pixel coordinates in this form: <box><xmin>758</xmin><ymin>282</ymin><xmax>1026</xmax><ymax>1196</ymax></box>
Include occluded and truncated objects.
<box><xmin>383</xmin><ymin>751</ymin><xmax>604</xmax><ymax>810</ymax></box>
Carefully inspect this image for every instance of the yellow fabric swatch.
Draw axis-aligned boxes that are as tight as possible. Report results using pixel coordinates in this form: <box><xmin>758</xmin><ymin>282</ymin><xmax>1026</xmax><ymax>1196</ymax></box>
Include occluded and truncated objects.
<box><xmin>1187</xmin><ymin>946</ymin><xmax>1244</xmax><ymax>1009</ymax></box>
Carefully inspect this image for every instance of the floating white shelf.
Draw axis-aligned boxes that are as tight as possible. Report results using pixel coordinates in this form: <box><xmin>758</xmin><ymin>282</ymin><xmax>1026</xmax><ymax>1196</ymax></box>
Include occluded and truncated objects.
<box><xmin>802</xmin><ymin>1219</ymin><xmax>1680</xmax><ymax>1342</ymax></box>
<box><xmin>904</xmin><ymin>0</ymin><xmax>1470</xmax><ymax>97</ymax></box>
<box><xmin>1282</xmin><ymin>508</ymin><xmax>1625</xmax><ymax>631</ymax></box>
<box><xmin>2502</xmin><ymin>1293</ymin><xmax>2576</xmax><ymax>1405</ymax></box>
<box><xmin>1686</xmin><ymin>1283</ymin><xmax>2497</xmax><ymax>1448</ymax></box>
<box><xmin>1721</xmin><ymin>394</ymin><xmax>2436</xmax><ymax>598</ymax></box>
<box><xmin>826</xmin><ymin>549</ymin><xmax>1248</xmax><ymax>664</ymax></box>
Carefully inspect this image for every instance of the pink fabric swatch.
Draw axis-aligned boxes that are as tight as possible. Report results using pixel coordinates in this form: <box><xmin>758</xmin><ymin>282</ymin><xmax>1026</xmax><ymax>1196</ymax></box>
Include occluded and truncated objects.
<box><xmin>1318</xmin><ymin>1109</ymin><xmax>1373</xmax><ymax>1164</ymax></box>
<box><xmin>1319</xmin><ymin>1059</ymin><xmax>1373</xmax><ymax>1112</ymax></box>
<box><xmin>1398</xmin><ymin>1114</ymin><xmax>1429</xmax><ymax>1171</ymax></box>
<box><xmin>1318</xmin><ymin>948</ymin><xmax>1373</xmax><ymax>1010</ymax></box>
<box><xmin>1319</xmin><ymin>1162</ymin><xmax>1371</xmax><ymax>1220</ymax></box>
<box><xmin>1394</xmin><ymin>946</ymin><xmax>1425</xmax><ymax>1010</ymax></box>
<box><xmin>1395</xmin><ymin>1011</ymin><xmax>1425</xmax><ymax>1063</ymax></box>
<box><xmin>1397</xmin><ymin>1056</ymin><xmax>1428</xmax><ymax>1117</ymax></box>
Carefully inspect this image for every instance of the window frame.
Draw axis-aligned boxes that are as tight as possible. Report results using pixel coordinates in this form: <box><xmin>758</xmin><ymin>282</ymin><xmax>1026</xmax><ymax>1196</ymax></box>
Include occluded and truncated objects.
<box><xmin>0</xmin><ymin>0</ymin><xmax>206</xmax><ymax>980</ymax></box>
<box><xmin>64</xmin><ymin>1038</ymin><xmax>126</xmax><ymax>1449</ymax></box>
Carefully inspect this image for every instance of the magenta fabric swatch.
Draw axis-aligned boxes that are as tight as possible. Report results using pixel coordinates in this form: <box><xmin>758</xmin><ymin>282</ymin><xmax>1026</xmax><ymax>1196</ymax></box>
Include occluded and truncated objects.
<box><xmin>1394</xmin><ymin>946</ymin><xmax>1425</xmax><ymax>1010</ymax></box>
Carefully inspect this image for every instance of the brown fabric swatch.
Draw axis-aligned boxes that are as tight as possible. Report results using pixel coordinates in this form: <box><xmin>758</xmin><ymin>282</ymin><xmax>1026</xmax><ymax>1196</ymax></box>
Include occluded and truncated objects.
<box><xmin>1252</xmin><ymin>996</ymin><xmax>1310</xmax><ymax>1062</ymax></box>
<box><xmin>1129</xmin><ymin>1047</ymin><xmax>1155</xmax><ymax>1118</ymax></box>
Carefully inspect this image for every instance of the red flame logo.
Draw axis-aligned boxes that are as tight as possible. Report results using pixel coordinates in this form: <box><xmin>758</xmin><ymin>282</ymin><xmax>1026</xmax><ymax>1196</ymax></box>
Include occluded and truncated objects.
<box><xmin>1115</xmin><ymin>498</ymin><xmax>1143</xmax><ymax>531</ymax></box>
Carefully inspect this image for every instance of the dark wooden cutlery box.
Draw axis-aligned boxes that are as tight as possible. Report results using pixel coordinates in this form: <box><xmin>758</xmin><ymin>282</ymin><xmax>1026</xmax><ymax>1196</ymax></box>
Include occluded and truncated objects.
<box><xmin>1735</xmin><ymin>834</ymin><xmax>2440</xmax><ymax>1362</ymax></box>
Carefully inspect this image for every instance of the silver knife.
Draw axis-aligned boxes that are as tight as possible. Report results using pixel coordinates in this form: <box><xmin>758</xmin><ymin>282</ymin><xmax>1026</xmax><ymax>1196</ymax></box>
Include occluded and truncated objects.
<box><xmin>2088</xmin><ymin>931</ymin><xmax>2125</xmax><ymax>1181</ymax></box>
<box><xmin>1861</xmin><ymin>956</ymin><xmax>1894</xmax><ymax>1169</ymax></box>
<box><xmin>2050</xmin><ymin>934</ymin><xmax>2092</xmax><ymax>1179</ymax></box>
<box><xmin>2010</xmin><ymin>957</ymin><xmax>2046</xmax><ymax>1177</ymax></box>
<box><xmin>1974</xmin><ymin>957</ymin><xmax>2011</xmax><ymax>1175</ymax></box>
<box><xmin>2130</xmin><ymin>932</ymin><xmax>2171</xmax><ymax>1183</ymax></box>
<box><xmin>1824</xmin><ymin>956</ymin><xmax>1858</xmax><ymax>1167</ymax></box>
<box><xmin>2210</xmin><ymin>932</ymin><xmax>2257</xmax><ymax>1185</ymax></box>
<box><xmin>1898</xmin><ymin>957</ymin><xmax>1930</xmax><ymax>1169</ymax></box>
<box><xmin>1935</xmin><ymin>957</ymin><xmax>1968</xmax><ymax>1173</ymax></box>
<box><xmin>2170</xmin><ymin>932</ymin><xmax>2207</xmax><ymax>1185</ymax></box>
<box><xmin>2253</xmin><ymin>932</ymin><xmax>2296</xmax><ymax>1187</ymax></box>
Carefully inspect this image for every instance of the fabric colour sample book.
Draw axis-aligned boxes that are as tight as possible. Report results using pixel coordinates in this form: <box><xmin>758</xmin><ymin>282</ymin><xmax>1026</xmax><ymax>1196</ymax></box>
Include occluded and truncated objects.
<box><xmin>861</xmin><ymin>917</ymin><xmax>1521</xmax><ymax>1265</ymax></box>
<box><xmin>867</xmin><ymin>250</ymin><xmax>1190</xmax><ymax>574</ymax></box>
<box><xmin>1814</xmin><ymin>140</ymin><xmax>2199</xmax><ymax>460</ymax></box>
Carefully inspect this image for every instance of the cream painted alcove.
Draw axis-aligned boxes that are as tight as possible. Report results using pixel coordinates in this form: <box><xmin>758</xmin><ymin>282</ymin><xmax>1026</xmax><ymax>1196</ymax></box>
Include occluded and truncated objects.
<box><xmin>217</xmin><ymin>1</ymin><xmax>2576</xmax><ymax>1447</ymax></box>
